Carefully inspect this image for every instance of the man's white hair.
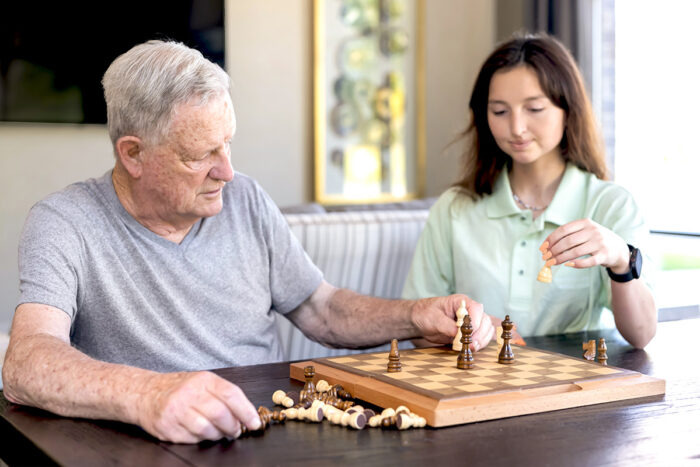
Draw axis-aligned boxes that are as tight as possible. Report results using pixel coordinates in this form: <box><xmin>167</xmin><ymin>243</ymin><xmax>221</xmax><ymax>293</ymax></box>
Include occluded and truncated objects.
<box><xmin>102</xmin><ymin>40</ymin><xmax>231</xmax><ymax>151</ymax></box>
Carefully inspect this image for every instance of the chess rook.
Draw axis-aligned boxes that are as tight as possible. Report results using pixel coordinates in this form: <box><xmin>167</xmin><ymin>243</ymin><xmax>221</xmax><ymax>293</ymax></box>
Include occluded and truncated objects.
<box><xmin>299</xmin><ymin>365</ymin><xmax>316</xmax><ymax>401</ymax></box>
<box><xmin>498</xmin><ymin>315</ymin><xmax>515</xmax><ymax>364</ymax></box>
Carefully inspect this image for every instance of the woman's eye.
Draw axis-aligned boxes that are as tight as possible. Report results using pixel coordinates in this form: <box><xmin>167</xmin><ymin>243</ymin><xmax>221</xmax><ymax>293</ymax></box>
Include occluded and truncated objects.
<box><xmin>529</xmin><ymin>107</ymin><xmax>544</xmax><ymax>113</ymax></box>
<box><xmin>491</xmin><ymin>110</ymin><xmax>506</xmax><ymax>116</ymax></box>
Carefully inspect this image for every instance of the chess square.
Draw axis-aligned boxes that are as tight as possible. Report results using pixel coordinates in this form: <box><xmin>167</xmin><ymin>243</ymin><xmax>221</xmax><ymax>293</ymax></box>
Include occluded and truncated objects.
<box><xmin>471</xmin><ymin>369</ymin><xmax>501</xmax><ymax>377</ymax></box>
<box><xmin>546</xmin><ymin>372</ymin><xmax>580</xmax><ymax>381</ymax></box>
<box><xmin>431</xmin><ymin>366</ymin><xmax>466</xmax><ymax>375</ymax></box>
<box><xmin>502</xmin><ymin>378</ymin><xmax>538</xmax><ymax>386</ymax></box>
<box><xmin>426</xmin><ymin>374</ymin><xmax>459</xmax><ymax>382</ymax></box>
<box><xmin>462</xmin><ymin>376</ymin><xmax>497</xmax><ymax>385</ymax></box>
<box><xmin>332</xmin><ymin>357</ymin><xmax>361</xmax><ymax>364</ymax></box>
<box><xmin>509</xmin><ymin>371</ymin><xmax>541</xmax><ymax>379</ymax></box>
<box><xmin>356</xmin><ymin>364</ymin><xmax>385</xmax><ymax>372</ymax></box>
<box><xmin>385</xmin><ymin>371</ymin><xmax>419</xmax><ymax>380</ymax></box>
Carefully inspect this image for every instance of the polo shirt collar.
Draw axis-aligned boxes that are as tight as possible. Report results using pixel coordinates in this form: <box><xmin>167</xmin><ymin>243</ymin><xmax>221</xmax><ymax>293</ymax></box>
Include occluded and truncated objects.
<box><xmin>485</xmin><ymin>163</ymin><xmax>587</xmax><ymax>226</ymax></box>
<box><xmin>485</xmin><ymin>170</ymin><xmax>521</xmax><ymax>219</ymax></box>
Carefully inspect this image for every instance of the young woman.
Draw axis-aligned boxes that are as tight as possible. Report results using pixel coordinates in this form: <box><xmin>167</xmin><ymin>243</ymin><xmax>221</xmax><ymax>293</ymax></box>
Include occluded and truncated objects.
<box><xmin>402</xmin><ymin>34</ymin><xmax>656</xmax><ymax>348</ymax></box>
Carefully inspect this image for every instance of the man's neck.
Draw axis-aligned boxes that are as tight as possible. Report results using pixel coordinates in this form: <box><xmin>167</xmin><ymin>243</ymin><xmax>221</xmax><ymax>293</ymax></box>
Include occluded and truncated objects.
<box><xmin>111</xmin><ymin>166</ymin><xmax>194</xmax><ymax>244</ymax></box>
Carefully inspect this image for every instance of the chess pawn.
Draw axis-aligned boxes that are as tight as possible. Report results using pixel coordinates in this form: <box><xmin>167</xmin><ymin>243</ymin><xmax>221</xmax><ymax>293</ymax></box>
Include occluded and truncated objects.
<box><xmin>299</xmin><ymin>366</ymin><xmax>316</xmax><ymax>401</ymax></box>
<box><xmin>537</xmin><ymin>265</ymin><xmax>553</xmax><ymax>283</ymax></box>
<box><xmin>387</xmin><ymin>338</ymin><xmax>402</xmax><ymax>372</ymax></box>
<box><xmin>457</xmin><ymin>315</ymin><xmax>474</xmax><ymax>369</ymax></box>
<box><xmin>498</xmin><ymin>315</ymin><xmax>515</xmax><ymax>364</ymax></box>
<box><xmin>452</xmin><ymin>300</ymin><xmax>468</xmax><ymax>351</ymax></box>
<box><xmin>597</xmin><ymin>338</ymin><xmax>608</xmax><ymax>365</ymax></box>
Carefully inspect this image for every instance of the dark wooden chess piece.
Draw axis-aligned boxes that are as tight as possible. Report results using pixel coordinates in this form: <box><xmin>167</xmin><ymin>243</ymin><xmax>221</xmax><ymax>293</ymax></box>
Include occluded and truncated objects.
<box><xmin>457</xmin><ymin>315</ymin><xmax>474</xmax><ymax>369</ymax></box>
<box><xmin>597</xmin><ymin>338</ymin><xmax>608</xmax><ymax>365</ymax></box>
<box><xmin>387</xmin><ymin>338</ymin><xmax>402</xmax><ymax>372</ymax></box>
<box><xmin>299</xmin><ymin>366</ymin><xmax>317</xmax><ymax>401</ymax></box>
<box><xmin>498</xmin><ymin>315</ymin><xmax>515</xmax><ymax>364</ymax></box>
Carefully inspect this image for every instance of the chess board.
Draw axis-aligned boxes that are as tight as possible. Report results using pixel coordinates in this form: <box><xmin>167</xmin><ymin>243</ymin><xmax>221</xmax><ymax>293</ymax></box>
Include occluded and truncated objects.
<box><xmin>290</xmin><ymin>343</ymin><xmax>665</xmax><ymax>427</ymax></box>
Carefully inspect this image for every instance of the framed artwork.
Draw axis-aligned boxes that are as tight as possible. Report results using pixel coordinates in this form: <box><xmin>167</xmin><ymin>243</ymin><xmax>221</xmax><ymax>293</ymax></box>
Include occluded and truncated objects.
<box><xmin>314</xmin><ymin>0</ymin><xmax>425</xmax><ymax>204</ymax></box>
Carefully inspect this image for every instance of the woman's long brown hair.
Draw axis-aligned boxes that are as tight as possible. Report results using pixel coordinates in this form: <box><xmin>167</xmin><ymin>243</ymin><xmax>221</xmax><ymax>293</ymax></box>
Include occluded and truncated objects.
<box><xmin>454</xmin><ymin>33</ymin><xmax>607</xmax><ymax>197</ymax></box>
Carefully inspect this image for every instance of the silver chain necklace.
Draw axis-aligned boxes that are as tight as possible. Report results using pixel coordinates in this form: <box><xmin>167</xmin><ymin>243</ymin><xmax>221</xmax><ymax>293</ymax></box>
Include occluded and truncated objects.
<box><xmin>512</xmin><ymin>193</ymin><xmax>548</xmax><ymax>211</ymax></box>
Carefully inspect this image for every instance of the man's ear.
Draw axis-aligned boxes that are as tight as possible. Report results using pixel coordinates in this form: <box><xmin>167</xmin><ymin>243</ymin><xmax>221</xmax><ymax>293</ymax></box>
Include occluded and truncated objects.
<box><xmin>115</xmin><ymin>136</ymin><xmax>147</xmax><ymax>178</ymax></box>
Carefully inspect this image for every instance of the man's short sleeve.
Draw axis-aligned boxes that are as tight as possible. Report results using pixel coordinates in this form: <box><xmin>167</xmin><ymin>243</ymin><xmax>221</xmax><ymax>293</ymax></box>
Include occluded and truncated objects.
<box><xmin>18</xmin><ymin>200</ymin><xmax>83</xmax><ymax>319</ymax></box>
<box><xmin>256</xmin><ymin>187</ymin><xmax>323</xmax><ymax>315</ymax></box>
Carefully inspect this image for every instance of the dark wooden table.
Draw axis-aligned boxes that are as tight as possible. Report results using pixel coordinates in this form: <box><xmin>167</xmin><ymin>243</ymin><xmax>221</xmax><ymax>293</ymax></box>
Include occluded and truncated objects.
<box><xmin>2</xmin><ymin>318</ymin><xmax>699</xmax><ymax>466</ymax></box>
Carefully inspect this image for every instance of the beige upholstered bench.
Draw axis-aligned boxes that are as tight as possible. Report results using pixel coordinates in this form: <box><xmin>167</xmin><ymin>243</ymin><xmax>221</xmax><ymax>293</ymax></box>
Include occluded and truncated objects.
<box><xmin>278</xmin><ymin>209</ymin><xmax>430</xmax><ymax>361</ymax></box>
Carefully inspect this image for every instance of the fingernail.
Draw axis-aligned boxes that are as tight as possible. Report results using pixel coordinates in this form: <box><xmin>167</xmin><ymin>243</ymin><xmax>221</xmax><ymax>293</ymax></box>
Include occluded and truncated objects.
<box><xmin>542</xmin><ymin>251</ymin><xmax>552</xmax><ymax>260</ymax></box>
<box><xmin>565</xmin><ymin>261</ymin><xmax>575</xmax><ymax>267</ymax></box>
<box><xmin>247</xmin><ymin>416</ymin><xmax>261</xmax><ymax>431</ymax></box>
<box><xmin>545</xmin><ymin>258</ymin><xmax>557</xmax><ymax>267</ymax></box>
<box><xmin>539</xmin><ymin>241</ymin><xmax>549</xmax><ymax>253</ymax></box>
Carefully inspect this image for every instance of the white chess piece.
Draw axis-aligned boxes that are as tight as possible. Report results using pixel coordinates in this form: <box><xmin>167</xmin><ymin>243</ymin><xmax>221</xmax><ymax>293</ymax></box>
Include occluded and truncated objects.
<box><xmin>452</xmin><ymin>300</ymin><xmax>468</xmax><ymax>351</ymax></box>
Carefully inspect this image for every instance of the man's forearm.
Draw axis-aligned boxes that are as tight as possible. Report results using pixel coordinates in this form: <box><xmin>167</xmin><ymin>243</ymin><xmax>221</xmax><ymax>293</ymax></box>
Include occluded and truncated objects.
<box><xmin>3</xmin><ymin>333</ymin><xmax>155</xmax><ymax>425</ymax></box>
<box><xmin>315</xmin><ymin>288</ymin><xmax>420</xmax><ymax>348</ymax></box>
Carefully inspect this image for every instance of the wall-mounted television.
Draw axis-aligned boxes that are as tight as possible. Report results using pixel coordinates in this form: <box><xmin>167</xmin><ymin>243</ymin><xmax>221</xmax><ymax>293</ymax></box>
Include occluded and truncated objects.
<box><xmin>0</xmin><ymin>0</ymin><xmax>224</xmax><ymax>124</ymax></box>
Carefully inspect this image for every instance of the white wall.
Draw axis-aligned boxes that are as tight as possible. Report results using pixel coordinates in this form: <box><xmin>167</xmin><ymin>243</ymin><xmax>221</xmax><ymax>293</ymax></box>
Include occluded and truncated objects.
<box><xmin>0</xmin><ymin>124</ymin><xmax>114</xmax><ymax>331</ymax></box>
<box><xmin>0</xmin><ymin>0</ymin><xmax>496</xmax><ymax>332</ymax></box>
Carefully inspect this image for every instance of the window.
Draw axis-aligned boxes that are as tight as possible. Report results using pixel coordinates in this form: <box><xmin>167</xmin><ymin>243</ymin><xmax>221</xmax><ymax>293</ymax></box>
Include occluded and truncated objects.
<box><xmin>613</xmin><ymin>0</ymin><xmax>700</xmax><ymax>312</ymax></box>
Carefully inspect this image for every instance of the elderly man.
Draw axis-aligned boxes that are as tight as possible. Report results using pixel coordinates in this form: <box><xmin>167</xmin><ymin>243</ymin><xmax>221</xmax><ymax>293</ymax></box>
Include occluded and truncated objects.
<box><xmin>2</xmin><ymin>41</ymin><xmax>493</xmax><ymax>443</ymax></box>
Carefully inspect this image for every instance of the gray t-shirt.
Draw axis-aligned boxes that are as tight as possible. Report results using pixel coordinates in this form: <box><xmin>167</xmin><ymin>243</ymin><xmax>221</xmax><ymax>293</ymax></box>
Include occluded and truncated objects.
<box><xmin>18</xmin><ymin>171</ymin><xmax>323</xmax><ymax>372</ymax></box>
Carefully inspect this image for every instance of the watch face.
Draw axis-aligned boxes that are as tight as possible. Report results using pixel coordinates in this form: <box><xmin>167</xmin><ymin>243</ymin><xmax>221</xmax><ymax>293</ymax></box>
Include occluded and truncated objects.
<box><xmin>631</xmin><ymin>247</ymin><xmax>642</xmax><ymax>279</ymax></box>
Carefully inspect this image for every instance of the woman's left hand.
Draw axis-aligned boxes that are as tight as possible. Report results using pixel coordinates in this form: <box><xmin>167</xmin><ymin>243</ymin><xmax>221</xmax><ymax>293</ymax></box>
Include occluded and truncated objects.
<box><xmin>540</xmin><ymin>219</ymin><xmax>630</xmax><ymax>273</ymax></box>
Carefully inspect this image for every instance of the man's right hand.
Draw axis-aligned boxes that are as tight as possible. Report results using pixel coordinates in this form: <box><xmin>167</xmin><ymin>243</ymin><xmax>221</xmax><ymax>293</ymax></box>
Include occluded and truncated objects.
<box><xmin>135</xmin><ymin>371</ymin><xmax>261</xmax><ymax>443</ymax></box>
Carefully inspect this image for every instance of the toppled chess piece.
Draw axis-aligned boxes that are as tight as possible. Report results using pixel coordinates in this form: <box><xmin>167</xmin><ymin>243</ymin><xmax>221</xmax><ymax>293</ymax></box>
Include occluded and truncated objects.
<box><xmin>240</xmin><ymin>406</ymin><xmax>286</xmax><ymax>435</ymax></box>
<box><xmin>582</xmin><ymin>340</ymin><xmax>596</xmax><ymax>361</ymax></box>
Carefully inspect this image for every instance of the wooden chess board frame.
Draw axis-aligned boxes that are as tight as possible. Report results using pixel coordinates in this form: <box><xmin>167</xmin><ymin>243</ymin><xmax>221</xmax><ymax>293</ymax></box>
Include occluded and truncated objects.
<box><xmin>290</xmin><ymin>343</ymin><xmax>666</xmax><ymax>427</ymax></box>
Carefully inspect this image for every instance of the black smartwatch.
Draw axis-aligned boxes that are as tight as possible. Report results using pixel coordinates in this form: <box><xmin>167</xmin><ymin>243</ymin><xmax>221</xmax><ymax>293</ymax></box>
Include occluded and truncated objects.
<box><xmin>607</xmin><ymin>244</ymin><xmax>642</xmax><ymax>283</ymax></box>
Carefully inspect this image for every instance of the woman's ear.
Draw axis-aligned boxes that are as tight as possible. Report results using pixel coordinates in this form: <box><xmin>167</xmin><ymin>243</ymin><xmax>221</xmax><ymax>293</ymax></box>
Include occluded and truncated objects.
<box><xmin>115</xmin><ymin>136</ymin><xmax>146</xmax><ymax>178</ymax></box>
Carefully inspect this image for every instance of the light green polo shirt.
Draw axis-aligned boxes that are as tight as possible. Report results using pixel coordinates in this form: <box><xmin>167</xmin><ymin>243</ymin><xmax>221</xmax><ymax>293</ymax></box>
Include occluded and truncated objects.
<box><xmin>402</xmin><ymin>163</ymin><xmax>654</xmax><ymax>337</ymax></box>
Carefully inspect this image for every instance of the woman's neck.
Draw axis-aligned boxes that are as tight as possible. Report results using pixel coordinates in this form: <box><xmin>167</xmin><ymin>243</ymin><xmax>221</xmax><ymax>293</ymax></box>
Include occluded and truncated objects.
<box><xmin>508</xmin><ymin>157</ymin><xmax>567</xmax><ymax>217</ymax></box>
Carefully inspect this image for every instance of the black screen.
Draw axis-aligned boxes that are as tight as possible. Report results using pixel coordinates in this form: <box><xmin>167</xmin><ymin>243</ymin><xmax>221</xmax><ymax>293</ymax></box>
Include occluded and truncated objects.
<box><xmin>0</xmin><ymin>0</ymin><xmax>224</xmax><ymax>124</ymax></box>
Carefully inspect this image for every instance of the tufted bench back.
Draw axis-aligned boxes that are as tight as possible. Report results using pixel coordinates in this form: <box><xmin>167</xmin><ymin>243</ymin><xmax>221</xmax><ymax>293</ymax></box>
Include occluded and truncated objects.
<box><xmin>278</xmin><ymin>209</ymin><xmax>430</xmax><ymax>361</ymax></box>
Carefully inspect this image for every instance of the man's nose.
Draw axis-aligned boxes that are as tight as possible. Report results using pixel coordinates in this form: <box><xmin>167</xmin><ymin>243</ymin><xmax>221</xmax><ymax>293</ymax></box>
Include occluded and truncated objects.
<box><xmin>210</xmin><ymin>147</ymin><xmax>234</xmax><ymax>182</ymax></box>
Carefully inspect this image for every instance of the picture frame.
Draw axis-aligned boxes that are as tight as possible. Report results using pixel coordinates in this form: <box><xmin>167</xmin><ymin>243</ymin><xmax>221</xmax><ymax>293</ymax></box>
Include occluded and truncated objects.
<box><xmin>313</xmin><ymin>0</ymin><xmax>425</xmax><ymax>204</ymax></box>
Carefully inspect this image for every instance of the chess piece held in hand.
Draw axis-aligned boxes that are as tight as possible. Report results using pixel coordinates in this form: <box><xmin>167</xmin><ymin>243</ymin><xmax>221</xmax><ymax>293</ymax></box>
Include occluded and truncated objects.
<box><xmin>452</xmin><ymin>300</ymin><xmax>468</xmax><ymax>351</ymax></box>
<box><xmin>387</xmin><ymin>338</ymin><xmax>402</xmax><ymax>372</ymax></box>
<box><xmin>498</xmin><ymin>315</ymin><xmax>515</xmax><ymax>364</ymax></box>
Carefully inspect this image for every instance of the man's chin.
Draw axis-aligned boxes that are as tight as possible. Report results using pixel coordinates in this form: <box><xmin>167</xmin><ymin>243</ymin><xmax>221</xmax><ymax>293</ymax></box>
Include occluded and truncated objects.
<box><xmin>198</xmin><ymin>200</ymin><xmax>224</xmax><ymax>218</ymax></box>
